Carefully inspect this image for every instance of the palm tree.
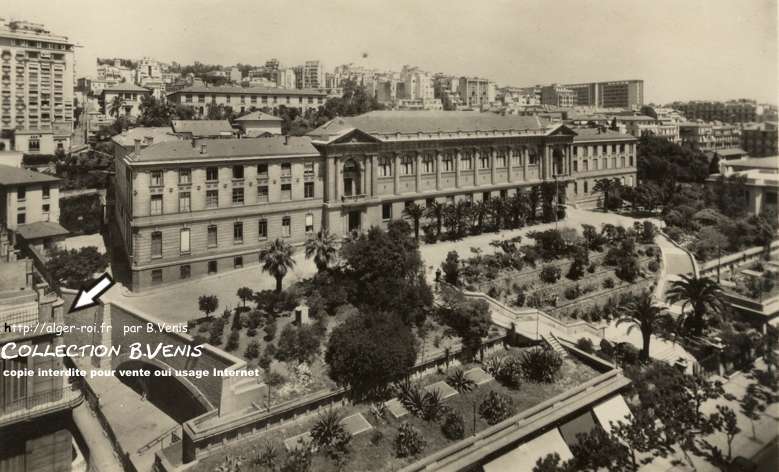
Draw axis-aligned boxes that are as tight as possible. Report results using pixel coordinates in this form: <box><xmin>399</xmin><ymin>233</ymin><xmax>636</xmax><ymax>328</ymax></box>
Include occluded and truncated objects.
<box><xmin>446</xmin><ymin>369</ymin><xmax>476</xmax><ymax>393</ymax></box>
<box><xmin>444</xmin><ymin>201</ymin><xmax>471</xmax><ymax>238</ymax></box>
<box><xmin>507</xmin><ymin>190</ymin><xmax>530</xmax><ymax>228</ymax></box>
<box><xmin>593</xmin><ymin>178</ymin><xmax>622</xmax><ymax>212</ymax></box>
<box><xmin>109</xmin><ymin>96</ymin><xmax>124</xmax><ymax>119</ymax></box>
<box><xmin>305</xmin><ymin>228</ymin><xmax>337</xmax><ymax>273</ymax></box>
<box><xmin>616</xmin><ymin>291</ymin><xmax>669</xmax><ymax>361</ymax></box>
<box><xmin>488</xmin><ymin>197</ymin><xmax>506</xmax><ymax>230</ymax></box>
<box><xmin>310</xmin><ymin>408</ymin><xmax>350</xmax><ymax>451</ymax></box>
<box><xmin>471</xmin><ymin>200</ymin><xmax>489</xmax><ymax>233</ymax></box>
<box><xmin>425</xmin><ymin>201</ymin><xmax>445</xmax><ymax>237</ymax></box>
<box><xmin>403</xmin><ymin>203</ymin><xmax>425</xmax><ymax>242</ymax></box>
<box><xmin>666</xmin><ymin>274</ymin><xmax>725</xmax><ymax>336</ymax></box>
<box><xmin>259</xmin><ymin>238</ymin><xmax>296</xmax><ymax>293</ymax></box>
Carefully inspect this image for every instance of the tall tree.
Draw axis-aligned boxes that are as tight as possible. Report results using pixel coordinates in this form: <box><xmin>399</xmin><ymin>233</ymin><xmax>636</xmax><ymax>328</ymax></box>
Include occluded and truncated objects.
<box><xmin>593</xmin><ymin>178</ymin><xmax>622</xmax><ymax>212</ymax></box>
<box><xmin>666</xmin><ymin>275</ymin><xmax>725</xmax><ymax>335</ymax></box>
<box><xmin>616</xmin><ymin>291</ymin><xmax>670</xmax><ymax>361</ymax></box>
<box><xmin>259</xmin><ymin>238</ymin><xmax>296</xmax><ymax>293</ymax></box>
<box><xmin>424</xmin><ymin>201</ymin><xmax>446</xmax><ymax>236</ymax></box>
<box><xmin>109</xmin><ymin>96</ymin><xmax>125</xmax><ymax>119</ymax></box>
<box><xmin>403</xmin><ymin>203</ymin><xmax>425</xmax><ymax>242</ymax></box>
<box><xmin>305</xmin><ymin>228</ymin><xmax>338</xmax><ymax>272</ymax></box>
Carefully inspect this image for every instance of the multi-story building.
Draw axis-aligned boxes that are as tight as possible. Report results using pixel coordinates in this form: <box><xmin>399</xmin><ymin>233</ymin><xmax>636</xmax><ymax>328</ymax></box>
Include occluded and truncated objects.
<box><xmin>458</xmin><ymin>77</ymin><xmax>496</xmax><ymax>109</ymax></box>
<box><xmin>0</xmin><ymin>19</ymin><xmax>75</xmax><ymax>143</ymax></box>
<box><xmin>541</xmin><ymin>85</ymin><xmax>576</xmax><ymax>108</ymax></box>
<box><xmin>671</xmin><ymin>100</ymin><xmax>757</xmax><ymax>123</ymax></box>
<box><xmin>563</xmin><ymin>80</ymin><xmax>644</xmax><ymax>109</ymax></box>
<box><xmin>569</xmin><ymin>128</ymin><xmax>638</xmax><ymax>208</ymax></box>
<box><xmin>399</xmin><ymin>65</ymin><xmax>434</xmax><ymax>102</ymax></box>
<box><xmin>114</xmin><ymin>136</ymin><xmax>324</xmax><ymax>290</ymax></box>
<box><xmin>679</xmin><ymin>121</ymin><xmax>741</xmax><ymax>152</ymax></box>
<box><xmin>135</xmin><ymin>57</ymin><xmax>162</xmax><ymax>86</ymax></box>
<box><xmin>99</xmin><ymin>83</ymin><xmax>152</xmax><ymax>120</ymax></box>
<box><xmin>294</xmin><ymin>61</ymin><xmax>325</xmax><ymax>89</ymax></box>
<box><xmin>741</xmin><ymin>121</ymin><xmax>778</xmax><ymax>157</ymax></box>
<box><xmin>96</xmin><ymin>58</ymin><xmax>134</xmax><ymax>85</ymax></box>
<box><xmin>167</xmin><ymin>85</ymin><xmax>327</xmax><ymax>116</ymax></box>
<box><xmin>708</xmin><ymin>156</ymin><xmax>779</xmax><ymax>225</ymax></box>
<box><xmin>614</xmin><ymin>115</ymin><xmax>679</xmax><ymax>143</ymax></box>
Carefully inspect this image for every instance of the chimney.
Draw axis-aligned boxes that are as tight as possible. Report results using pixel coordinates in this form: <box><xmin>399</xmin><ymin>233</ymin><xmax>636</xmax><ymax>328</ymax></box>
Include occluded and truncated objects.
<box><xmin>200</xmin><ymin>143</ymin><xmax>207</xmax><ymax>154</ymax></box>
<box><xmin>134</xmin><ymin>138</ymin><xmax>141</xmax><ymax>154</ymax></box>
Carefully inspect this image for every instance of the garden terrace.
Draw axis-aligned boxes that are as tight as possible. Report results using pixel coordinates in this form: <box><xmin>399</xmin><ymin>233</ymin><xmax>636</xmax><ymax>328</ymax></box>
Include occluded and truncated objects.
<box><xmin>181</xmin><ymin>345</ymin><xmax>609</xmax><ymax>472</ymax></box>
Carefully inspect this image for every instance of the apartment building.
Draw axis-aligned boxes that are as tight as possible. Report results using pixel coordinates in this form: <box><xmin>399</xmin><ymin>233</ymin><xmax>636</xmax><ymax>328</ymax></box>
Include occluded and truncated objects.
<box><xmin>672</xmin><ymin>100</ymin><xmax>757</xmax><ymax>123</ymax></box>
<box><xmin>614</xmin><ymin>115</ymin><xmax>679</xmax><ymax>143</ymax></box>
<box><xmin>709</xmin><ymin>157</ymin><xmax>779</xmax><ymax>225</ymax></box>
<box><xmin>0</xmin><ymin>19</ymin><xmax>75</xmax><ymax>145</ymax></box>
<box><xmin>679</xmin><ymin>121</ymin><xmax>741</xmax><ymax>152</ymax></box>
<box><xmin>541</xmin><ymin>85</ymin><xmax>576</xmax><ymax>108</ymax></box>
<box><xmin>294</xmin><ymin>61</ymin><xmax>325</xmax><ymax>89</ymax></box>
<box><xmin>563</xmin><ymin>80</ymin><xmax>644</xmax><ymax>109</ymax></box>
<box><xmin>742</xmin><ymin>121</ymin><xmax>778</xmax><ymax>157</ymax></box>
<box><xmin>99</xmin><ymin>83</ymin><xmax>152</xmax><ymax>120</ymax></box>
<box><xmin>167</xmin><ymin>86</ymin><xmax>328</xmax><ymax>116</ymax></box>
<box><xmin>458</xmin><ymin>77</ymin><xmax>496</xmax><ymax>109</ymax></box>
<box><xmin>114</xmin><ymin>136</ymin><xmax>324</xmax><ymax>290</ymax></box>
<box><xmin>96</xmin><ymin>58</ymin><xmax>133</xmax><ymax>85</ymax></box>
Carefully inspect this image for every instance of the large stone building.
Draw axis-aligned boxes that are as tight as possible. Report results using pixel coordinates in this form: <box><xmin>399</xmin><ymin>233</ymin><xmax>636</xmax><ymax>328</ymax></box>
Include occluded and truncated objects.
<box><xmin>563</xmin><ymin>80</ymin><xmax>644</xmax><ymax>109</ymax></box>
<box><xmin>166</xmin><ymin>85</ymin><xmax>328</xmax><ymax>116</ymax></box>
<box><xmin>541</xmin><ymin>85</ymin><xmax>576</xmax><ymax>108</ymax></box>
<box><xmin>672</xmin><ymin>100</ymin><xmax>757</xmax><ymax>123</ymax></box>
<box><xmin>708</xmin><ymin>157</ymin><xmax>779</xmax><ymax>225</ymax></box>
<box><xmin>115</xmin><ymin>111</ymin><xmax>637</xmax><ymax>290</ymax></box>
<box><xmin>0</xmin><ymin>19</ymin><xmax>75</xmax><ymax>150</ymax></box>
<box><xmin>741</xmin><ymin>121</ymin><xmax>778</xmax><ymax>157</ymax></box>
<box><xmin>679</xmin><ymin>121</ymin><xmax>741</xmax><ymax>152</ymax></box>
<box><xmin>457</xmin><ymin>77</ymin><xmax>496</xmax><ymax>109</ymax></box>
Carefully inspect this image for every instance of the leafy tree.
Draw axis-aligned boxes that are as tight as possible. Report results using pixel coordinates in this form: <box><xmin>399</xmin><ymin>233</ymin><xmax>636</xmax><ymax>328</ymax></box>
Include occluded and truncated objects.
<box><xmin>567</xmin><ymin>427</ymin><xmax>631</xmax><ymax>472</ymax></box>
<box><xmin>593</xmin><ymin>178</ymin><xmax>622</xmax><ymax>212</ymax></box>
<box><xmin>441</xmin><ymin>251</ymin><xmax>460</xmax><ymax>285</ymax></box>
<box><xmin>304</xmin><ymin>228</ymin><xmax>337</xmax><ymax>273</ymax></box>
<box><xmin>519</xmin><ymin>347</ymin><xmax>563</xmax><ymax>382</ymax></box>
<box><xmin>533</xmin><ymin>453</ymin><xmax>571</xmax><ymax>472</ymax></box>
<box><xmin>666</xmin><ymin>275</ymin><xmax>725</xmax><ymax>336</ymax></box>
<box><xmin>709</xmin><ymin>404</ymin><xmax>740</xmax><ymax>461</ymax></box>
<box><xmin>325</xmin><ymin>312</ymin><xmax>417</xmax><ymax>398</ymax></box>
<box><xmin>237</xmin><ymin>287</ymin><xmax>253</xmax><ymax>308</ymax></box>
<box><xmin>45</xmin><ymin>246</ymin><xmax>109</xmax><ymax>289</ymax></box>
<box><xmin>616</xmin><ymin>291</ymin><xmax>670</xmax><ymax>361</ymax></box>
<box><xmin>403</xmin><ymin>203</ymin><xmax>426</xmax><ymax>242</ymax></box>
<box><xmin>581</xmin><ymin>224</ymin><xmax>607</xmax><ymax>251</ymax></box>
<box><xmin>438</xmin><ymin>293</ymin><xmax>491</xmax><ymax>359</ymax></box>
<box><xmin>443</xmin><ymin>201</ymin><xmax>472</xmax><ymax>238</ymax></box>
<box><xmin>244</xmin><ymin>340</ymin><xmax>260</xmax><ymax>360</ymax></box>
<box><xmin>259</xmin><ymin>239</ymin><xmax>296</xmax><ymax>293</ymax></box>
<box><xmin>479</xmin><ymin>390</ymin><xmax>515</xmax><ymax>425</ymax></box>
<box><xmin>275</xmin><ymin>324</ymin><xmax>321</xmax><ymax>364</ymax></box>
<box><xmin>539</xmin><ymin>264</ymin><xmax>562</xmax><ymax>283</ymax></box>
<box><xmin>637</xmin><ymin>135</ymin><xmax>710</xmax><ymax>183</ymax></box>
<box><xmin>610</xmin><ymin>409</ymin><xmax>670</xmax><ymax>471</ymax></box>
<box><xmin>740</xmin><ymin>385</ymin><xmax>765</xmax><ymax>439</ymax></box>
<box><xmin>109</xmin><ymin>95</ymin><xmax>124</xmax><ymax>119</ymax></box>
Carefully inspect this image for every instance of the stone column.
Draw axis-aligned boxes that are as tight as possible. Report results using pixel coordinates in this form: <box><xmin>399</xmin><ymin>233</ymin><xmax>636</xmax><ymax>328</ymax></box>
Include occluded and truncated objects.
<box><xmin>360</xmin><ymin>160</ymin><xmax>366</xmax><ymax>196</ymax></box>
<box><xmin>490</xmin><ymin>148</ymin><xmax>496</xmax><ymax>185</ymax></box>
<box><xmin>394</xmin><ymin>153</ymin><xmax>400</xmax><ymax>195</ymax></box>
<box><xmin>334</xmin><ymin>158</ymin><xmax>341</xmax><ymax>201</ymax></box>
<box><xmin>523</xmin><ymin>147</ymin><xmax>529</xmax><ymax>181</ymax></box>
<box><xmin>436</xmin><ymin>151</ymin><xmax>442</xmax><ymax>190</ymax></box>
<box><xmin>507</xmin><ymin>148</ymin><xmax>513</xmax><ymax>183</ymax></box>
<box><xmin>371</xmin><ymin>155</ymin><xmax>377</xmax><ymax>197</ymax></box>
<box><xmin>455</xmin><ymin>150</ymin><xmax>461</xmax><ymax>189</ymax></box>
<box><xmin>415</xmin><ymin>152</ymin><xmax>422</xmax><ymax>193</ymax></box>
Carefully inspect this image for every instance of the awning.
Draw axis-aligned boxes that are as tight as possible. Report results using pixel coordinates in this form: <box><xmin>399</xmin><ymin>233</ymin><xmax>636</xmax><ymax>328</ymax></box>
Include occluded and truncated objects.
<box><xmin>15</xmin><ymin>221</ymin><xmax>69</xmax><ymax>240</ymax></box>
<box><xmin>592</xmin><ymin>394</ymin><xmax>633</xmax><ymax>435</ymax></box>
<box><xmin>558</xmin><ymin>410</ymin><xmax>600</xmax><ymax>448</ymax></box>
<box><xmin>483</xmin><ymin>429</ymin><xmax>573</xmax><ymax>472</ymax></box>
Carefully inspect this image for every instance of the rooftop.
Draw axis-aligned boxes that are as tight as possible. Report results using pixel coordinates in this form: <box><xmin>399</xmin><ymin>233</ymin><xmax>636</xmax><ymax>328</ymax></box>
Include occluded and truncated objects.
<box><xmin>614</xmin><ymin>115</ymin><xmax>655</xmax><ymax>121</ymax></box>
<box><xmin>102</xmin><ymin>83</ymin><xmax>151</xmax><ymax>94</ymax></box>
<box><xmin>14</xmin><ymin>221</ymin><xmax>69</xmax><ymax>241</ymax></box>
<box><xmin>0</xmin><ymin>165</ymin><xmax>60</xmax><ymax>186</ymax></box>
<box><xmin>235</xmin><ymin>111</ymin><xmax>283</xmax><ymax>122</ymax></box>
<box><xmin>722</xmin><ymin>156</ymin><xmax>779</xmax><ymax>170</ymax></box>
<box><xmin>308</xmin><ymin>111</ymin><xmax>547</xmax><ymax>140</ymax></box>
<box><xmin>127</xmin><ymin>136</ymin><xmax>319</xmax><ymax>163</ymax></box>
<box><xmin>572</xmin><ymin>128</ymin><xmax>636</xmax><ymax>142</ymax></box>
<box><xmin>111</xmin><ymin>127</ymin><xmax>179</xmax><ymax>147</ymax></box>
<box><xmin>168</xmin><ymin>85</ymin><xmax>328</xmax><ymax>96</ymax></box>
<box><xmin>171</xmin><ymin>120</ymin><xmax>234</xmax><ymax>137</ymax></box>
<box><xmin>713</xmin><ymin>147</ymin><xmax>748</xmax><ymax>157</ymax></box>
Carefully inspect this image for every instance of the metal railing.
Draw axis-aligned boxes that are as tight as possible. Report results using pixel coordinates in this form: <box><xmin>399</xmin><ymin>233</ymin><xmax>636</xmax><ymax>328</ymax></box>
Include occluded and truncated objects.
<box><xmin>0</xmin><ymin>384</ymin><xmax>82</xmax><ymax>427</ymax></box>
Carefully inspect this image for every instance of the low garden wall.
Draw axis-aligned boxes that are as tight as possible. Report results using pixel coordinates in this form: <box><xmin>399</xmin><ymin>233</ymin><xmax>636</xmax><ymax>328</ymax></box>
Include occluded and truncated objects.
<box><xmin>699</xmin><ymin>240</ymin><xmax>779</xmax><ymax>278</ymax></box>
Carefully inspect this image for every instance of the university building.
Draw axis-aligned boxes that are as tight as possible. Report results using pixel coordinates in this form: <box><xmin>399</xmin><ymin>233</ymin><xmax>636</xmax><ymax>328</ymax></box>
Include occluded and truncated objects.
<box><xmin>115</xmin><ymin>111</ymin><xmax>637</xmax><ymax>290</ymax></box>
<box><xmin>166</xmin><ymin>85</ymin><xmax>328</xmax><ymax>116</ymax></box>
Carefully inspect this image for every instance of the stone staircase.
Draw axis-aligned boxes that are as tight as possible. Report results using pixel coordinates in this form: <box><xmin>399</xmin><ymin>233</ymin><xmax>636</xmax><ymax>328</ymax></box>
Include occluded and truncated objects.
<box><xmin>542</xmin><ymin>333</ymin><xmax>568</xmax><ymax>358</ymax></box>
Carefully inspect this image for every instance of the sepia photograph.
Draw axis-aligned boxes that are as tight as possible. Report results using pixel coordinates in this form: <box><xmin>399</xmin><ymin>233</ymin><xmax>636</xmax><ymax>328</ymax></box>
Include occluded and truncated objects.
<box><xmin>0</xmin><ymin>1</ymin><xmax>777</xmax><ymax>471</ymax></box>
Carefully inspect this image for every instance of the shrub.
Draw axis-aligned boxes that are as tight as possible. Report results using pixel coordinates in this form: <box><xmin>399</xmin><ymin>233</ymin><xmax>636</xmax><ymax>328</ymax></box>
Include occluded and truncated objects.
<box><xmin>245</xmin><ymin>340</ymin><xmax>260</xmax><ymax>359</ymax></box>
<box><xmin>446</xmin><ymin>369</ymin><xmax>476</xmax><ymax>393</ymax></box>
<box><xmin>519</xmin><ymin>347</ymin><xmax>563</xmax><ymax>383</ymax></box>
<box><xmin>266</xmin><ymin>370</ymin><xmax>286</xmax><ymax>387</ymax></box>
<box><xmin>394</xmin><ymin>423</ymin><xmax>426</xmax><ymax>458</ymax></box>
<box><xmin>369</xmin><ymin>430</ymin><xmax>384</xmax><ymax>446</ymax></box>
<box><xmin>45</xmin><ymin>246</ymin><xmax>109</xmax><ymax>289</ymax></box>
<box><xmin>495</xmin><ymin>355</ymin><xmax>523</xmax><ymax>389</ymax></box>
<box><xmin>441</xmin><ymin>411</ymin><xmax>465</xmax><ymax>440</ymax></box>
<box><xmin>645</xmin><ymin>246</ymin><xmax>656</xmax><ymax>257</ymax></box>
<box><xmin>603</xmin><ymin>277</ymin><xmax>615</xmax><ymax>289</ymax></box>
<box><xmin>263</xmin><ymin>320</ymin><xmax>277</xmax><ymax>342</ymax></box>
<box><xmin>563</xmin><ymin>285</ymin><xmax>581</xmax><ymax>300</ymax></box>
<box><xmin>647</xmin><ymin>260</ymin><xmax>659</xmax><ymax>272</ymax></box>
<box><xmin>599</xmin><ymin>339</ymin><xmax>615</xmax><ymax>359</ymax></box>
<box><xmin>539</xmin><ymin>265</ymin><xmax>561</xmax><ymax>284</ymax></box>
<box><xmin>441</xmin><ymin>251</ymin><xmax>460</xmax><ymax>285</ymax></box>
<box><xmin>258</xmin><ymin>354</ymin><xmax>272</xmax><ymax>370</ymax></box>
<box><xmin>515</xmin><ymin>289</ymin><xmax>526</xmax><ymax>307</ymax></box>
<box><xmin>208</xmin><ymin>319</ymin><xmax>226</xmax><ymax>345</ymax></box>
<box><xmin>225</xmin><ymin>330</ymin><xmax>240</xmax><ymax>351</ymax></box>
<box><xmin>192</xmin><ymin>334</ymin><xmax>207</xmax><ymax>345</ymax></box>
<box><xmin>576</xmin><ymin>337</ymin><xmax>594</xmax><ymax>353</ymax></box>
<box><xmin>479</xmin><ymin>391</ymin><xmax>515</xmax><ymax>425</ymax></box>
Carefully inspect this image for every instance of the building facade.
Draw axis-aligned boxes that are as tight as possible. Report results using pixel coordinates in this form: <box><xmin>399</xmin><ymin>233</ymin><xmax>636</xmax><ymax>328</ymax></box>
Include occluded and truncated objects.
<box><xmin>563</xmin><ymin>80</ymin><xmax>644</xmax><ymax>109</ymax></box>
<box><xmin>569</xmin><ymin>128</ymin><xmax>638</xmax><ymax>208</ymax></box>
<box><xmin>0</xmin><ymin>19</ymin><xmax>75</xmax><ymax>139</ymax></box>
<box><xmin>294</xmin><ymin>61</ymin><xmax>325</xmax><ymax>89</ymax></box>
<box><xmin>741</xmin><ymin>122</ymin><xmax>778</xmax><ymax>157</ymax></box>
<box><xmin>100</xmin><ymin>83</ymin><xmax>152</xmax><ymax>120</ymax></box>
<box><xmin>458</xmin><ymin>77</ymin><xmax>496</xmax><ymax>109</ymax></box>
<box><xmin>679</xmin><ymin>121</ymin><xmax>741</xmax><ymax>152</ymax></box>
<box><xmin>672</xmin><ymin>100</ymin><xmax>757</xmax><ymax>123</ymax></box>
<box><xmin>708</xmin><ymin>157</ymin><xmax>779</xmax><ymax>225</ymax></box>
<box><xmin>0</xmin><ymin>165</ymin><xmax>64</xmax><ymax>250</ymax></box>
<box><xmin>541</xmin><ymin>85</ymin><xmax>576</xmax><ymax>108</ymax></box>
<box><xmin>167</xmin><ymin>86</ymin><xmax>327</xmax><ymax>116</ymax></box>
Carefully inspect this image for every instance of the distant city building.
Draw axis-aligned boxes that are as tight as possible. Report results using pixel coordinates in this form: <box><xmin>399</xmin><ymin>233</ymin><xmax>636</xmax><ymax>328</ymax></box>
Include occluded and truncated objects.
<box><xmin>96</xmin><ymin>58</ymin><xmax>134</xmax><ymax>85</ymax></box>
<box><xmin>671</xmin><ymin>99</ymin><xmax>757</xmax><ymax>123</ymax></box>
<box><xmin>564</xmin><ymin>80</ymin><xmax>644</xmax><ymax>109</ymax></box>
<box><xmin>235</xmin><ymin>111</ymin><xmax>283</xmax><ymax>136</ymax></box>
<box><xmin>135</xmin><ymin>57</ymin><xmax>162</xmax><ymax>86</ymax></box>
<box><xmin>166</xmin><ymin>86</ymin><xmax>327</xmax><ymax>116</ymax></box>
<box><xmin>100</xmin><ymin>83</ymin><xmax>152</xmax><ymax>120</ymax></box>
<box><xmin>294</xmin><ymin>60</ymin><xmax>325</xmax><ymax>89</ymax></box>
<box><xmin>741</xmin><ymin>121</ymin><xmax>778</xmax><ymax>157</ymax></box>
<box><xmin>458</xmin><ymin>77</ymin><xmax>496</xmax><ymax>109</ymax></box>
<box><xmin>709</xmin><ymin>156</ymin><xmax>779</xmax><ymax>225</ymax></box>
<box><xmin>399</xmin><ymin>65</ymin><xmax>435</xmax><ymax>101</ymax></box>
<box><xmin>0</xmin><ymin>19</ymin><xmax>76</xmax><ymax>144</ymax></box>
<box><xmin>541</xmin><ymin>84</ymin><xmax>576</xmax><ymax>108</ymax></box>
<box><xmin>614</xmin><ymin>115</ymin><xmax>680</xmax><ymax>144</ymax></box>
<box><xmin>0</xmin><ymin>165</ymin><xmax>66</xmax><ymax>249</ymax></box>
<box><xmin>679</xmin><ymin>121</ymin><xmax>741</xmax><ymax>152</ymax></box>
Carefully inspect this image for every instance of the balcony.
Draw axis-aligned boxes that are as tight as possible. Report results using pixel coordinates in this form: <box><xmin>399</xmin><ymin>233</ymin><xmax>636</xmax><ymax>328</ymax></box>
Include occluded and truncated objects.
<box><xmin>0</xmin><ymin>384</ymin><xmax>82</xmax><ymax>428</ymax></box>
<box><xmin>280</xmin><ymin>174</ymin><xmax>292</xmax><ymax>184</ymax></box>
<box><xmin>341</xmin><ymin>194</ymin><xmax>368</xmax><ymax>205</ymax></box>
<box><xmin>256</xmin><ymin>175</ymin><xmax>269</xmax><ymax>185</ymax></box>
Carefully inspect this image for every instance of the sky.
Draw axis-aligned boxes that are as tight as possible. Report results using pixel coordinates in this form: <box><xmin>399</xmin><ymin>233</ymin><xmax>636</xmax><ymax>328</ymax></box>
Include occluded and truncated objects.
<box><xmin>5</xmin><ymin>0</ymin><xmax>778</xmax><ymax>104</ymax></box>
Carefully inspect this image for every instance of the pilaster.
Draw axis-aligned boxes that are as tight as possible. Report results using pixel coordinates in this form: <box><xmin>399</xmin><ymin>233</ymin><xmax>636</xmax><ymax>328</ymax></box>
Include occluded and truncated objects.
<box><xmin>394</xmin><ymin>153</ymin><xmax>400</xmax><ymax>195</ymax></box>
<box><xmin>435</xmin><ymin>151</ymin><xmax>442</xmax><ymax>190</ymax></box>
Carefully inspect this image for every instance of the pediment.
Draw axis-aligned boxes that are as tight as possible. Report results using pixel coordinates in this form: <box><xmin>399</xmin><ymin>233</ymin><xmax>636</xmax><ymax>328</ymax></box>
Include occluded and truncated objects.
<box><xmin>546</xmin><ymin>124</ymin><xmax>578</xmax><ymax>136</ymax></box>
<box><xmin>329</xmin><ymin>128</ymin><xmax>383</xmax><ymax>144</ymax></box>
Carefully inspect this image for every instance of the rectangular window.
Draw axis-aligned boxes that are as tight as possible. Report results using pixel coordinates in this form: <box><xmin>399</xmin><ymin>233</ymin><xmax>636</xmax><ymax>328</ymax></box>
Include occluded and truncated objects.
<box><xmin>17</xmin><ymin>187</ymin><xmax>25</xmax><ymax>202</ymax></box>
<box><xmin>206</xmin><ymin>190</ymin><xmax>218</xmax><ymax>209</ymax></box>
<box><xmin>29</xmin><ymin>138</ymin><xmax>40</xmax><ymax>152</ymax></box>
<box><xmin>479</xmin><ymin>153</ymin><xmax>490</xmax><ymax>169</ymax></box>
<box><xmin>180</xmin><ymin>265</ymin><xmax>191</xmax><ymax>279</ymax></box>
<box><xmin>378</xmin><ymin>157</ymin><xmax>393</xmax><ymax>177</ymax></box>
<box><xmin>232</xmin><ymin>187</ymin><xmax>244</xmax><ymax>205</ymax></box>
<box><xmin>511</xmin><ymin>149</ymin><xmax>521</xmax><ymax>166</ymax></box>
<box><xmin>179</xmin><ymin>192</ymin><xmax>191</xmax><ymax>212</ymax></box>
<box><xmin>17</xmin><ymin>212</ymin><xmax>25</xmax><ymax>224</ymax></box>
<box><xmin>573</xmin><ymin>161</ymin><xmax>578</xmax><ymax>172</ymax></box>
<box><xmin>150</xmin><ymin>194</ymin><xmax>163</xmax><ymax>215</ymax></box>
<box><xmin>304</xmin><ymin>182</ymin><xmax>314</xmax><ymax>199</ymax></box>
<box><xmin>442</xmin><ymin>153</ymin><xmax>454</xmax><ymax>172</ymax></box>
<box><xmin>281</xmin><ymin>183</ymin><xmax>292</xmax><ymax>201</ymax></box>
<box><xmin>178</xmin><ymin>169</ymin><xmax>191</xmax><ymax>185</ymax></box>
<box><xmin>234</xmin><ymin>256</ymin><xmax>243</xmax><ymax>269</ymax></box>
<box><xmin>257</xmin><ymin>185</ymin><xmax>269</xmax><ymax>202</ymax></box>
<box><xmin>529</xmin><ymin>151</ymin><xmax>538</xmax><ymax>165</ymax></box>
<box><xmin>206</xmin><ymin>167</ymin><xmax>218</xmax><ymax>181</ymax></box>
<box><xmin>180</xmin><ymin>228</ymin><xmax>190</xmax><ymax>253</ymax></box>
<box><xmin>281</xmin><ymin>163</ymin><xmax>292</xmax><ymax>177</ymax></box>
<box><xmin>495</xmin><ymin>152</ymin><xmax>506</xmax><ymax>168</ymax></box>
<box><xmin>304</xmin><ymin>163</ymin><xmax>314</xmax><ymax>178</ymax></box>
<box><xmin>422</xmin><ymin>154</ymin><xmax>435</xmax><ymax>174</ymax></box>
<box><xmin>232</xmin><ymin>165</ymin><xmax>244</xmax><ymax>179</ymax></box>
<box><xmin>42</xmin><ymin>204</ymin><xmax>50</xmax><ymax>221</ymax></box>
<box><xmin>42</xmin><ymin>185</ymin><xmax>50</xmax><ymax>199</ymax></box>
<box><xmin>151</xmin><ymin>231</ymin><xmax>162</xmax><ymax>258</ymax></box>
<box><xmin>382</xmin><ymin>203</ymin><xmax>392</xmax><ymax>220</ymax></box>
<box><xmin>766</xmin><ymin>192</ymin><xmax>778</xmax><ymax>205</ymax></box>
<box><xmin>460</xmin><ymin>153</ymin><xmax>473</xmax><ymax>170</ymax></box>
<box><xmin>305</xmin><ymin>214</ymin><xmax>314</xmax><ymax>235</ymax></box>
<box><xmin>151</xmin><ymin>269</ymin><xmax>163</xmax><ymax>285</ymax></box>
<box><xmin>233</xmin><ymin>222</ymin><xmax>243</xmax><ymax>244</ymax></box>
<box><xmin>258</xmin><ymin>219</ymin><xmax>268</xmax><ymax>239</ymax></box>
<box><xmin>150</xmin><ymin>171</ymin><xmax>163</xmax><ymax>186</ymax></box>
<box><xmin>208</xmin><ymin>260</ymin><xmax>217</xmax><ymax>274</ymax></box>
<box><xmin>401</xmin><ymin>156</ymin><xmax>414</xmax><ymax>175</ymax></box>
<box><xmin>207</xmin><ymin>225</ymin><xmax>217</xmax><ymax>248</ymax></box>
<box><xmin>257</xmin><ymin>163</ymin><xmax>268</xmax><ymax>177</ymax></box>
<box><xmin>282</xmin><ymin>217</ymin><xmax>291</xmax><ymax>237</ymax></box>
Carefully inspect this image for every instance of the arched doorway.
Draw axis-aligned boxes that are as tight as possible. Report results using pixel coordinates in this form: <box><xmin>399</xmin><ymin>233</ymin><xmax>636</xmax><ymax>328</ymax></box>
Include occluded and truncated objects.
<box><xmin>114</xmin><ymin>360</ymin><xmax>209</xmax><ymax>423</ymax></box>
<box><xmin>342</xmin><ymin>159</ymin><xmax>361</xmax><ymax>197</ymax></box>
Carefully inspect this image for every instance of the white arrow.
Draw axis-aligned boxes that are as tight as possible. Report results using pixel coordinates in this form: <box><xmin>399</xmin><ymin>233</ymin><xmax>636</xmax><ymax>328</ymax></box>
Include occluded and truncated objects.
<box><xmin>69</xmin><ymin>273</ymin><xmax>115</xmax><ymax>313</ymax></box>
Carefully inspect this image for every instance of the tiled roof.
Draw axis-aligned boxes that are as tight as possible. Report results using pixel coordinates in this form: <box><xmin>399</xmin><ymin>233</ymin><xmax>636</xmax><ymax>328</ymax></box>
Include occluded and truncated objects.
<box><xmin>171</xmin><ymin>120</ymin><xmax>234</xmax><ymax>136</ymax></box>
<box><xmin>572</xmin><ymin>128</ymin><xmax>636</xmax><ymax>142</ymax></box>
<box><xmin>308</xmin><ymin>111</ymin><xmax>546</xmax><ymax>139</ymax></box>
<box><xmin>101</xmin><ymin>83</ymin><xmax>151</xmax><ymax>93</ymax></box>
<box><xmin>14</xmin><ymin>222</ymin><xmax>69</xmax><ymax>240</ymax></box>
<box><xmin>0</xmin><ymin>165</ymin><xmax>60</xmax><ymax>186</ymax></box>
<box><xmin>235</xmin><ymin>111</ymin><xmax>283</xmax><ymax>122</ymax></box>
<box><xmin>167</xmin><ymin>85</ymin><xmax>328</xmax><ymax>96</ymax></box>
<box><xmin>128</xmin><ymin>136</ymin><xmax>319</xmax><ymax>163</ymax></box>
<box><xmin>111</xmin><ymin>127</ymin><xmax>180</xmax><ymax>147</ymax></box>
